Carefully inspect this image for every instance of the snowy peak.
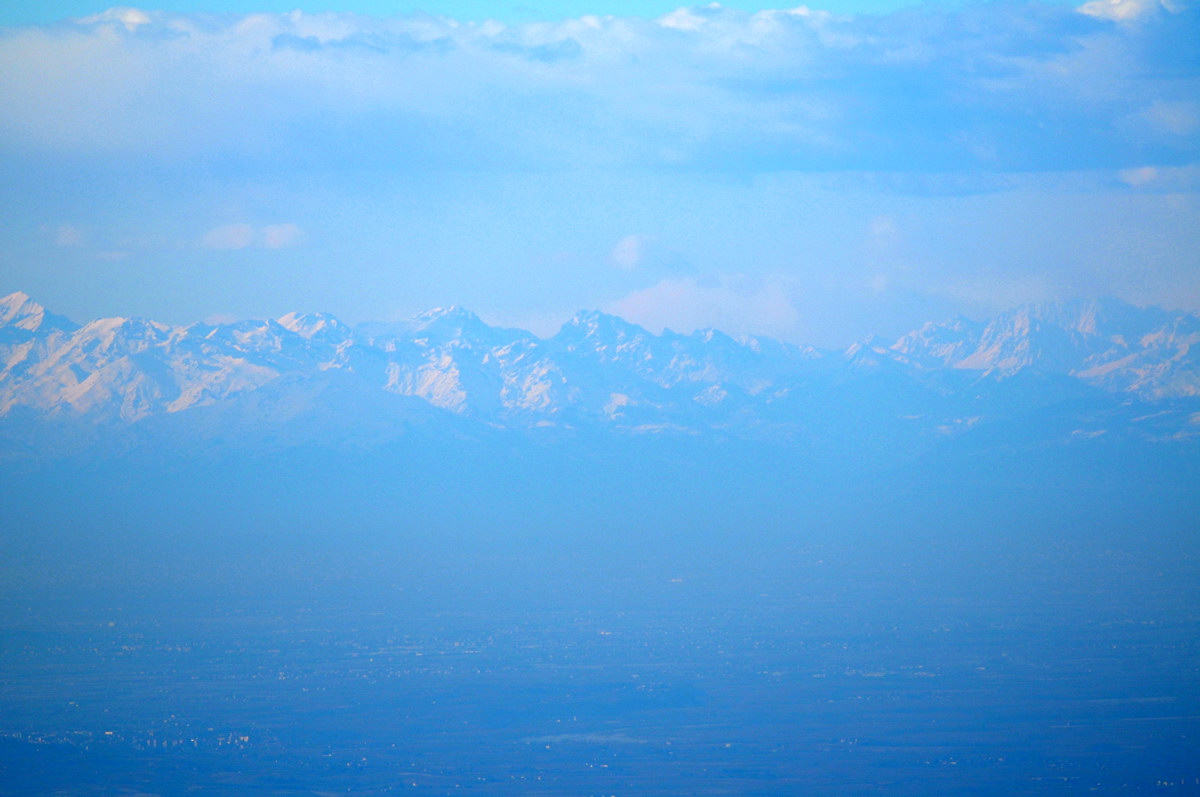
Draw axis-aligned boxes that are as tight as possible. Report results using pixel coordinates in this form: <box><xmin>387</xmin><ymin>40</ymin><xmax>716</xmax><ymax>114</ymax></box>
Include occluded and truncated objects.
<box><xmin>2</xmin><ymin>292</ymin><xmax>1198</xmax><ymax>438</ymax></box>
<box><xmin>0</xmin><ymin>291</ymin><xmax>77</xmax><ymax>334</ymax></box>
<box><xmin>961</xmin><ymin>299</ymin><xmax>1122</xmax><ymax>372</ymax></box>
<box><xmin>1002</xmin><ymin>297</ymin><xmax>1162</xmax><ymax>336</ymax></box>
<box><xmin>362</xmin><ymin>305</ymin><xmax>507</xmax><ymax>348</ymax></box>
<box><xmin>277</xmin><ymin>311</ymin><xmax>349</xmax><ymax>341</ymax></box>
<box><xmin>891</xmin><ymin>316</ymin><xmax>983</xmax><ymax>369</ymax></box>
<box><xmin>408</xmin><ymin>305</ymin><xmax>490</xmax><ymax>340</ymax></box>
<box><xmin>553</xmin><ymin>310</ymin><xmax>655</xmax><ymax>356</ymax></box>
<box><xmin>414</xmin><ymin>305</ymin><xmax>476</xmax><ymax>325</ymax></box>
<box><xmin>559</xmin><ymin>309</ymin><xmax>647</xmax><ymax>337</ymax></box>
<box><xmin>0</xmin><ymin>292</ymin><xmax>38</xmax><ymax>329</ymax></box>
<box><xmin>888</xmin><ymin>298</ymin><xmax>1200</xmax><ymax>398</ymax></box>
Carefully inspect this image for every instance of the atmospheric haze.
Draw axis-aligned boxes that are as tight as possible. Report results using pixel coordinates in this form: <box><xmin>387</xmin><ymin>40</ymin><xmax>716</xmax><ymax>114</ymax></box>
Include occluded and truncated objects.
<box><xmin>1</xmin><ymin>0</ymin><xmax>1199</xmax><ymax>794</ymax></box>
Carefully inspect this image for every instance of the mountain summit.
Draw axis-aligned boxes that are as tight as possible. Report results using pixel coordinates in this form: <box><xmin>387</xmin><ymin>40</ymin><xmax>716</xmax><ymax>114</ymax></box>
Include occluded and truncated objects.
<box><xmin>1</xmin><ymin>293</ymin><xmax>1197</xmax><ymax>446</ymax></box>
<box><xmin>891</xmin><ymin>298</ymin><xmax>1200</xmax><ymax>399</ymax></box>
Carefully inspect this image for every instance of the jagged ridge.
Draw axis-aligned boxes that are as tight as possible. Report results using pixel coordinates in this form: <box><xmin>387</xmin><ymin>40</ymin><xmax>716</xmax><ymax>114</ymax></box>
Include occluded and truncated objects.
<box><xmin>1</xmin><ymin>292</ymin><xmax>1197</xmax><ymax>443</ymax></box>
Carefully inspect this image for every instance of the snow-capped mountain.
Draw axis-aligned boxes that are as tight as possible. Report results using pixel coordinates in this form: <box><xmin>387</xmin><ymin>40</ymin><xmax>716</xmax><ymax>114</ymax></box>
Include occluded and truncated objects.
<box><xmin>890</xmin><ymin>298</ymin><xmax>1200</xmax><ymax>399</ymax></box>
<box><xmin>1</xmin><ymin>291</ymin><xmax>1198</xmax><ymax>448</ymax></box>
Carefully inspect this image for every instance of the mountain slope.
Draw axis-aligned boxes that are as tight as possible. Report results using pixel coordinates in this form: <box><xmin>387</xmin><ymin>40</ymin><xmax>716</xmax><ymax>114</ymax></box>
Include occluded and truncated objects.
<box><xmin>891</xmin><ymin>298</ymin><xmax>1200</xmax><ymax>399</ymax></box>
<box><xmin>1</xmin><ymin>292</ymin><xmax>1198</xmax><ymax>457</ymax></box>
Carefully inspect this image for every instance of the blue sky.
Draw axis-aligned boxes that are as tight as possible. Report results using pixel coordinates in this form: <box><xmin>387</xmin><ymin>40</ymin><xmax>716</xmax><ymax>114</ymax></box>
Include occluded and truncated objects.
<box><xmin>3</xmin><ymin>0</ymin><xmax>971</xmax><ymax>25</ymax></box>
<box><xmin>1</xmin><ymin>0</ymin><xmax>1197</xmax><ymax>345</ymax></box>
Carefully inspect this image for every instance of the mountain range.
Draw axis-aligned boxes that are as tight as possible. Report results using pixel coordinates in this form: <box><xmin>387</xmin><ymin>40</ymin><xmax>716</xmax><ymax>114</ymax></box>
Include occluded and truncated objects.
<box><xmin>2</xmin><ymin>291</ymin><xmax>1199</xmax><ymax>461</ymax></box>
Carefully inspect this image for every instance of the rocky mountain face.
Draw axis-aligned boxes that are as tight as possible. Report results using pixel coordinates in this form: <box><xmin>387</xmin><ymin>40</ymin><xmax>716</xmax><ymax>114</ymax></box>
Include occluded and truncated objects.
<box><xmin>890</xmin><ymin>298</ymin><xmax>1200</xmax><ymax>399</ymax></box>
<box><xmin>2</xmin><ymin>292</ymin><xmax>1198</xmax><ymax>453</ymax></box>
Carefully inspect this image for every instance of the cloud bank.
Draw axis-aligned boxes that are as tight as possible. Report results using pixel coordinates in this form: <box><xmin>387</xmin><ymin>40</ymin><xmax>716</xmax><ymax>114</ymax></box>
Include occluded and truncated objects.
<box><xmin>0</xmin><ymin>2</ymin><xmax>1195</xmax><ymax>173</ymax></box>
<box><xmin>0</xmin><ymin>3</ymin><xmax>1197</xmax><ymax>344</ymax></box>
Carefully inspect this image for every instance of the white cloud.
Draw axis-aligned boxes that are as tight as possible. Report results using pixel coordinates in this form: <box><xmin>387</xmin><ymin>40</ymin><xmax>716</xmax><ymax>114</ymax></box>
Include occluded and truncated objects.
<box><xmin>868</xmin><ymin>215</ymin><xmax>898</xmax><ymax>241</ymax></box>
<box><xmin>2</xmin><ymin>4</ymin><xmax>1198</xmax><ymax>345</ymax></box>
<box><xmin>202</xmin><ymin>223</ymin><xmax>256</xmax><ymax>250</ymax></box>
<box><xmin>201</xmin><ymin>223</ymin><xmax>305</xmax><ymax>250</ymax></box>
<box><xmin>605</xmin><ymin>274</ymin><xmax>800</xmax><ymax>339</ymax></box>
<box><xmin>262</xmin><ymin>223</ymin><xmax>305</xmax><ymax>249</ymax></box>
<box><xmin>1118</xmin><ymin>163</ymin><xmax>1200</xmax><ymax>190</ymax></box>
<box><xmin>0</xmin><ymin>3</ymin><xmax>1193</xmax><ymax>174</ymax></box>
<box><xmin>1142</xmin><ymin>100</ymin><xmax>1200</xmax><ymax>136</ymax></box>
<box><xmin>610</xmin><ymin>234</ymin><xmax>647</xmax><ymax>270</ymax></box>
<box><xmin>658</xmin><ymin>7</ymin><xmax>711</xmax><ymax>32</ymax></box>
<box><xmin>606</xmin><ymin>234</ymin><xmax>693</xmax><ymax>277</ymax></box>
<box><xmin>54</xmin><ymin>224</ymin><xmax>84</xmax><ymax>247</ymax></box>
<box><xmin>1119</xmin><ymin>165</ymin><xmax>1161</xmax><ymax>186</ymax></box>
<box><xmin>78</xmin><ymin>7</ymin><xmax>153</xmax><ymax>31</ymax></box>
<box><xmin>1077</xmin><ymin>0</ymin><xmax>1168</xmax><ymax>20</ymax></box>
